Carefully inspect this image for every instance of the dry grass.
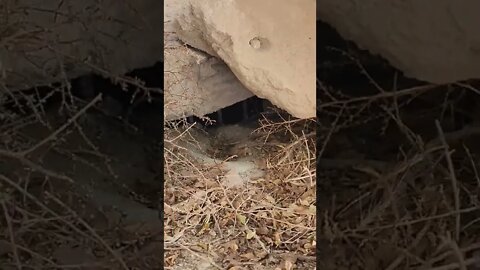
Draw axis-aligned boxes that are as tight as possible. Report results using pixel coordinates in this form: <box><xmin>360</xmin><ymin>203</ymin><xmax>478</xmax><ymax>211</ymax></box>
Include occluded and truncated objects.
<box><xmin>164</xmin><ymin>112</ymin><xmax>316</xmax><ymax>270</ymax></box>
<box><xmin>317</xmin><ymin>53</ymin><xmax>480</xmax><ymax>269</ymax></box>
<box><xmin>0</xmin><ymin>1</ymin><xmax>165</xmax><ymax>268</ymax></box>
<box><xmin>0</xmin><ymin>92</ymin><xmax>163</xmax><ymax>269</ymax></box>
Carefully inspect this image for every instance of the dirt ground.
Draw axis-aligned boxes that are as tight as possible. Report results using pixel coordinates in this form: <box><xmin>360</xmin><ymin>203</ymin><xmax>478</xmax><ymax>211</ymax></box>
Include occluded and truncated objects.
<box><xmin>164</xmin><ymin>113</ymin><xmax>316</xmax><ymax>270</ymax></box>
<box><xmin>0</xmin><ymin>95</ymin><xmax>163</xmax><ymax>269</ymax></box>
<box><xmin>0</xmin><ymin>87</ymin><xmax>316</xmax><ymax>270</ymax></box>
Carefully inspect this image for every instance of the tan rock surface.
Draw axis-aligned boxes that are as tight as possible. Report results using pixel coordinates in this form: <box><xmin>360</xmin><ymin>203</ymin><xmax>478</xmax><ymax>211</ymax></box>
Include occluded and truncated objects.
<box><xmin>175</xmin><ymin>0</ymin><xmax>316</xmax><ymax>119</ymax></box>
<box><xmin>1</xmin><ymin>0</ymin><xmax>163</xmax><ymax>90</ymax></box>
<box><xmin>164</xmin><ymin>0</ymin><xmax>254</xmax><ymax>121</ymax></box>
<box><xmin>318</xmin><ymin>0</ymin><xmax>480</xmax><ymax>84</ymax></box>
<box><xmin>164</xmin><ymin>46</ymin><xmax>254</xmax><ymax>120</ymax></box>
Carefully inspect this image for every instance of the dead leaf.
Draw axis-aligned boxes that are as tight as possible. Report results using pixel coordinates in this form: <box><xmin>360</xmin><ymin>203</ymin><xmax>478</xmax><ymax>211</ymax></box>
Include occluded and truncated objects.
<box><xmin>285</xmin><ymin>259</ymin><xmax>295</xmax><ymax>270</ymax></box>
<box><xmin>265</xmin><ymin>194</ymin><xmax>276</xmax><ymax>204</ymax></box>
<box><xmin>165</xmin><ymin>253</ymin><xmax>178</xmax><ymax>266</ymax></box>
<box><xmin>274</xmin><ymin>231</ymin><xmax>282</xmax><ymax>245</ymax></box>
<box><xmin>236</xmin><ymin>213</ymin><xmax>247</xmax><ymax>225</ymax></box>
<box><xmin>246</xmin><ymin>229</ymin><xmax>256</xmax><ymax>240</ymax></box>
<box><xmin>190</xmin><ymin>245</ymin><xmax>204</xmax><ymax>252</ymax></box>
<box><xmin>224</xmin><ymin>240</ymin><xmax>239</xmax><ymax>252</ymax></box>
<box><xmin>256</xmin><ymin>226</ymin><xmax>269</xmax><ymax>235</ymax></box>
<box><xmin>240</xmin><ymin>252</ymin><xmax>256</xmax><ymax>260</ymax></box>
<box><xmin>298</xmin><ymin>198</ymin><xmax>310</xmax><ymax>206</ymax></box>
<box><xmin>281</xmin><ymin>255</ymin><xmax>298</xmax><ymax>270</ymax></box>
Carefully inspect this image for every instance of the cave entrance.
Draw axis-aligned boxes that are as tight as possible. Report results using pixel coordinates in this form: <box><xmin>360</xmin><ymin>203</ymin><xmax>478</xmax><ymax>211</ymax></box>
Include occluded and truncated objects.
<box><xmin>3</xmin><ymin>61</ymin><xmax>164</xmax><ymax>133</ymax></box>
<box><xmin>187</xmin><ymin>96</ymin><xmax>268</xmax><ymax>128</ymax></box>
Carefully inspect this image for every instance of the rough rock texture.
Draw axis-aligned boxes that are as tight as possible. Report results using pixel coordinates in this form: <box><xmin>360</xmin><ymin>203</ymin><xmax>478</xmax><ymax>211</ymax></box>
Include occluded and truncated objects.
<box><xmin>317</xmin><ymin>0</ymin><xmax>480</xmax><ymax>84</ymax></box>
<box><xmin>164</xmin><ymin>46</ymin><xmax>254</xmax><ymax>120</ymax></box>
<box><xmin>175</xmin><ymin>0</ymin><xmax>316</xmax><ymax>119</ymax></box>
<box><xmin>164</xmin><ymin>0</ymin><xmax>254</xmax><ymax>120</ymax></box>
<box><xmin>0</xmin><ymin>0</ymin><xmax>163</xmax><ymax>90</ymax></box>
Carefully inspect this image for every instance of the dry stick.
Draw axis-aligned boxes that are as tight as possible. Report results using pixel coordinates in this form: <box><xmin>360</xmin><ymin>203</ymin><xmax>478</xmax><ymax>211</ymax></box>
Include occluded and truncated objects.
<box><xmin>318</xmin><ymin>104</ymin><xmax>345</xmax><ymax>159</ymax></box>
<box><xmin>44</xmin><ymin>192</ymin><xmax>129</xmax><ymax>270</ymax></box>
<box><xmin>334</xmin><ymin>47</ymin><xmax>386</xmax><ymax>94</ymax></box>
<box><xmin>177</xmin><ymin>242</ymin><xmax>223</xmax><ymax>270</ymax></box>
<box><xmin>0</xmin><ymin>175</ymin><xmax>96</xmax><ymax>239</ymax></box>
<box><xmin>386</xmin><ymin>217</ymin><xmax>433</xmax><ymax>270</ymax></box>
<box><xmin>72</xmin><ymin>121</ymin><xmax>118</xmax><ymax>178</ymax></box>
<box><xmin>14</xmin><ymin>244</ymin><xmax>59</xmax><ymax>267</ymax></box>
<box><xmin>18</xmin><ymin>93</ymin><xmax>102</xmax><ymax>157</ymax></box>
<box><xmin>0</xmin><ymin>149</ymin><xmax>74</xmax><ymax>183</ymax></box>
<box><xmin>1</xmin><ymin>201</ymin><xmax>22</xmax><ymax>270</ymax></box>
<box><xmin>319</xmin><ymin>158</ymin><xmax>388</xmax><ymax>170</ymax></box>
<box><xmin>426</xmin><ymin>125</ymin><xmax>480</xmax><ymax>150</ymax></box>
<box><xmin>243</xmin><ymin>222</ymin><xmax>269</xmax><ymax>254</ymax></box>
<box><xmin>424</xmin><ymin>257</ymin><xmax>477</xmax><ymax>270</ymax></box>
<box><xmin>165</xmin><ymin>122</ymin><xmax>196</xmax><ymax>143</ymax></box>
<box><xmin>318</xmin><ymin>84</ymin><xmax>438</xmax><ymax>109</ymax></box>
<box><xmin>426</xmin><ymin>242</ymin><xmax>480</xmax><ymax>268</ymax></box>
<box><xmin>454</xmin><ymin>82</ymin><xmax>480</xmax><ymax>96</ymax></box>
<box><xmin>463</xmin><ymin>145</ymin><xmax>480</xmax><ymax>187</ymax></box>
<box><xmin>445</xmin><ymin>236</ymin><xmax>468</xmax><ymax>270</ymax></box>
<box><xmin>74</xmin><ymin>58</ymin><xmax>162</xmax><ymax>94</ymax></box>
<box><xmin>0</xmin><ymin>174</ymin><xmax>123</xmax><ymax>267</ymax></box>
<box><xmin>435</xmin><ymin>120</ymin><xmax>461</xmax><ymax>242</ymax></box>
<box><xmin>345</xmin><ymin>206</ymin><xmax>479</xmax><ymax>233</ymax></box>
<box><xmin>356</xmin><ymin>151</ymin><xmax>433</xmax><ymax>229</ymax></box>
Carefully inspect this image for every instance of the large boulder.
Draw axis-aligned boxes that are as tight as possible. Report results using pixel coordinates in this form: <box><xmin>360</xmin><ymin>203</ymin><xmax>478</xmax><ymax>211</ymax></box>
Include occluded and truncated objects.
<box><xmin>174</xmin><ymin>0</ymin><xmax>316</xmax><ymax>119</ymax></box>
<box><xmin>317</xmin><ymin>0</ymin><xmax>480</xmax><ymax>84</ymax></box>
<box><xmin>164</xmin><ymin>45</ymin><xmax>254</xmax><ymax>120</ymax></box>
<box><xmin>164</xmin><ymin>0</ymin><xmax>254</xmax><ymax>121</ymax></box>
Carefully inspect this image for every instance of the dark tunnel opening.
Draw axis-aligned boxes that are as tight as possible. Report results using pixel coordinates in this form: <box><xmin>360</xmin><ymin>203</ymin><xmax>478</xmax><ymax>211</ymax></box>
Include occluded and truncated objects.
<box><xmin>184</xmin><ymin>96</ymin><xmax>268</xmax><ymax>129</ymax></box>
<box><xmin>71</xmin><ymin>61</ymin><xmax>164</xmax><ymax>114</ymax></box>
<box><xmin>2</xmin><ymin>61</ymin><xmax>164</xmax><ymax>130</ymax></box>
